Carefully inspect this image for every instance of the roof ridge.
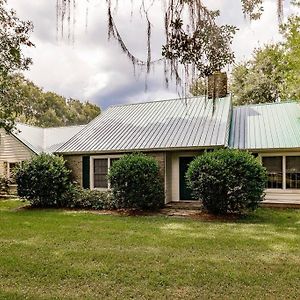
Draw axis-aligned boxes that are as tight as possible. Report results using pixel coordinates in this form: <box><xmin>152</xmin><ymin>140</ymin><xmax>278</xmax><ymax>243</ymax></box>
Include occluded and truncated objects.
<box><xmin>17</xmin><ymin>122</ymin><xmax>87</xmax><ymax>130</ymax></box>
<box><xmin>234</xmin><ymin>100</ymin><xmax>299</xmax><ymax>109</ymax></box>
<box><xmin>108</xmin><ymin>95</ymin><xmax>230</xmax><ymax>109</ymax></box>
<box><xmin>43</xmin><ymin>124</ymin><xmax>87</xmax><ymax>130</ymax></box>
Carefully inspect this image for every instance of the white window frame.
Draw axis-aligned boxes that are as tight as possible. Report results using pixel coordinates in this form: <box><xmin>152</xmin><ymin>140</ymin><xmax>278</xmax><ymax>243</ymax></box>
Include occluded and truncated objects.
<box><xmin>259</xmin><ymin>152</ymin><xmax>300</xmax><ymax>193</ymax></box>
<box><xmin>90</xmin><ymin>155</ymin><xmax>122</xmax><ymax>190</ymax></box>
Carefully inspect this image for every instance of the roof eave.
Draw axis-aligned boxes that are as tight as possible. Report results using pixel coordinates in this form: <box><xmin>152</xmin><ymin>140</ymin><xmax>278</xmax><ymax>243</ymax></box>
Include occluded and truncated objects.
<box><xmin>56</xmin><ymin>144</ymin><xmax>226</xmax><ymax>156</ymax></box>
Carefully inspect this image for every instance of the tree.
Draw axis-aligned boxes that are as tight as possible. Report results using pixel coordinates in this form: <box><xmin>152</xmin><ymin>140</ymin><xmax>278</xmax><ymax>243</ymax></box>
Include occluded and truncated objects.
<box><xmin>13</xmin><ymin>74</ymin><xmax>100</xmax><ymax>127</ymax></box>
<box><xmin>231</xmin><ymin>45</ymin><xmax>286</xmax><ymax>105</ymax></box>
<box><xmin>281</xmin><ymin>16</ymin><xmax>300</xmax><ymax>100</ymax></box>
<box><xmin>189</xmin><ymin>78</ymin><xmax>207</xmax><ymax>97</ymax></box>
<box><xmin>0</xmin><ymin>0</ymin><xmax>34</xmax><ymax>131</ymax></box>
<box><xmin>231</xmin><ymin>15</ymin><xmax>300</xmax><ymax>105</ymax></box>
<box><xmin>55</xmin><ymin>0</ymin><xmax>292</xmax><ymax>96</ymax></box>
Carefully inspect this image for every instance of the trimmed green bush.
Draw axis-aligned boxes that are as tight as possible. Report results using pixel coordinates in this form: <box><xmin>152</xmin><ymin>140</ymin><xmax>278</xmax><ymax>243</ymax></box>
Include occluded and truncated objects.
<box><xmin>108</xmin><ymin>153</ymin><xmax>165</xmax><ymax>210</ymax></box>
<box><xmin>186</xmin><ymin>149</ymin><xmax>267</xmax><ymax>215</ymax></box>
<box><xmin>0</xmin><ymin>176</ymin><xmax>10</xmax><ymax>195</ymax></box>
<box><xmin>68</xmin><ymin>187</ymin><xmax>115</xmax><ymax>210</ymax></box>
<box><xmin>15</xmin><ymin>154</ymin><xmax>72</xmax><ymax>207</ymax></box>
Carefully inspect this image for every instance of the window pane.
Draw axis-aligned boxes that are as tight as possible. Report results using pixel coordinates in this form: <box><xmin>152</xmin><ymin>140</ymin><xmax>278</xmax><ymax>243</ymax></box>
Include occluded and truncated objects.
<box><xmin>94</xmin><ymin>159</ymin><xmax>108</xmax><ymax>188</ymax></box>
<box><xmin>286</xmin><ymin>156</ymin><xmax>300</xmax><ymax>189</ymax></box>
<box><xmin>262</xmin><ymin>157</ymin><xmax>283</xmax><ymax>189</ymax></box>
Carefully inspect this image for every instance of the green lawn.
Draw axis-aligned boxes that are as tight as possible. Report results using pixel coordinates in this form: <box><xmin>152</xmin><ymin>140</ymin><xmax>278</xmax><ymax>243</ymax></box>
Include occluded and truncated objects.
<box><xmin>0</xmin><ymin>200</ymin><xmax>299</xmax><ymax>299</ymax></box>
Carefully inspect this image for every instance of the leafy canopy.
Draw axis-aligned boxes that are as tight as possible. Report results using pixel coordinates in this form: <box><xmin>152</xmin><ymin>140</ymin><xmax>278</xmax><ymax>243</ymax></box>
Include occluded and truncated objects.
<box><xmin>0</xmin><ymin>0</ymin><xmax>34</xmax><ymax>131</ymax></box>
<box><xmin>231</xmin><ymin>15</ymin><xmax>300</xmax><ymax>105</ymax></box>
<box><xmin>13</xmin><ymin>74</ymin><xmax>100</xmax><ymax>127</ymax></box>
<box><xmin>186</xmin><ymin>149</ymin><xmax>267</xmax><ymax>215</ymax></box>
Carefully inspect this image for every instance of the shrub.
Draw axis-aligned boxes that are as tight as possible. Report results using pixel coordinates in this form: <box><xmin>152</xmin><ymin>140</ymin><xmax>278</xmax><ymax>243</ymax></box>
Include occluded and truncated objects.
<box><xmin>0</xmin><ymin>176</ymin><xmax>10</xmax><ymax>195</ymax></box>
<box><xmin>68</xmin><ymin>186</ymin><xmax>115</xmax><ymax>210</ymax></box>
<box><xmin>15</xmin><ymin>154</ymin><xmax>72</xmax><ymax>208</ymax></box>
<box><xmin>186</xmin><ymin>149</ymin><xmax>267</xmax><ymax>215</ymax></box>
<box><xmin>108</xmin><ymin>153</ymin><xmax>165</xmax><ymax>210</ymax></box>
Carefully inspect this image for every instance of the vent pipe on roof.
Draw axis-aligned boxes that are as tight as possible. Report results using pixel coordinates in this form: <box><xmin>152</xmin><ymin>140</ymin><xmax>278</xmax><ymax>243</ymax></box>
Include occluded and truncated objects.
<box><xmin>207</xmin><ymin>72</ymin><xmax>228</xmax><ymax>99</ymax></box>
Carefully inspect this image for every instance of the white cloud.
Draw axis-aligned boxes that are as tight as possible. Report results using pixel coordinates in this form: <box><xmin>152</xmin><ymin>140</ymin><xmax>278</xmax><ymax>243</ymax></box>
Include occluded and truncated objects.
<box><xmin>6</xmin><ymin>0</ymin><xmax>298</xmax><ymax>109</ymax></box>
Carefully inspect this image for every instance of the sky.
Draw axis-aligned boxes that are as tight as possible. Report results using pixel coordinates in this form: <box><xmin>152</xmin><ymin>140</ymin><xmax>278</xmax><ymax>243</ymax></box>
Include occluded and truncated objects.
<box><xmin>7</xmin><ymin>0</ymin><xmax>299</xmax><ymax>109</ymax></box>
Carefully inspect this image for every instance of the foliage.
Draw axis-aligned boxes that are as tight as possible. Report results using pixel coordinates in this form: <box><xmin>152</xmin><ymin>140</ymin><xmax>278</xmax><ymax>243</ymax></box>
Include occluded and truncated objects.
<box><xmin>189</xmin><ymin>78</ymin><xmax>207</xmax><ymax>97</ymax></box>
<box><xmin>12</xmin><ymin>74</ymin><xmax>100</xmax><ymax>127</ymax></box>
<box><xmin>0</xmin><ymin>175</ymin><xmax>10</xmax><ymax>194</ymax></box>
<box><xmin>15</xmin><ymin>154</ymin><xmax>72</xmax><ymax>207</ymax></box>
<box><xmin>231</xmin><ymin>15</ymin><xmax>300</xmax><ymax>105</ymax></box>
<box><xmin>231</xmin><ymin>45</ymin><xmax>286</xmax><ymax>105</ymax></box>
<box><xmin>108</xmin><ymin>153</ymin><xmax>165</xmax><ymax>210</ymax></box>
<box><xmin>280</xmin><ymin>16</ymin><xmax>300</xmax><ymax>100</ymax></box>
<box><xmin>67</xmin><ymin>186</ymin><xmax>115</xmax><ymax>210</ymax></box>
<box><xmin>162</xmin><ymin>15</ymin><xmax>236</xmax><ymax>78</ymax></box>
<box><xmin>56</xmin><ymin>0</ymin><xmax>292</xmax><ymax>96</ymax></box>
<box><xmin>0</xmin><ymin>0</ymin><xmax>34</xmax><ymax>131</ymax></box>
<box><xmin>186</xmin><ymin>149</ymin><xmax>267</xmax><ymax>215</ymax></box>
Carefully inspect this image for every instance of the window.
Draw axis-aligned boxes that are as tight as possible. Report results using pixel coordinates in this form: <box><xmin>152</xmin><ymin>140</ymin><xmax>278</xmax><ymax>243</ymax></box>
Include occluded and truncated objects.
<box><xmin>92</xmin><ymin>156</ymin><xmax>121</xmax><ymax>189</ymax></box>
<box><xmin>262</xmin><ymin>157</ymin><xmax>283</xmax><ymax>189</ymax></box>
<box><xmin>286</xmin><ymin>156</ymin><xmax>300</xmax><ymax>189</ymax></box>
<box><xmin>93</xmin><ymin>159</ymin><xmax>108</xmax><ymax>188</ymax></box>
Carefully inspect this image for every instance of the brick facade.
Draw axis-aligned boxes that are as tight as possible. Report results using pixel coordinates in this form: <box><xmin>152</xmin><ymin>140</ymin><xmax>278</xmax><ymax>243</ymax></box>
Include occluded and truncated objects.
<box><xmin>64</xmin><ymin>155</ymin><xmax>83</xmax><ymax>186</ymax></box>
<box><xmin>64</xmin><ymin>151</ymin><xmax>167</xmax><ymax>192</ymax></box>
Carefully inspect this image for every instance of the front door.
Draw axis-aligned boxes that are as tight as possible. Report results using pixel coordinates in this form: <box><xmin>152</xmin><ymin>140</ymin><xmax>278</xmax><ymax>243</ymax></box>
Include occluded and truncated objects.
<box><xmin>179</xmin><ymin>157</ymin><xmax>196</xmax><ymax>201</ymax></box>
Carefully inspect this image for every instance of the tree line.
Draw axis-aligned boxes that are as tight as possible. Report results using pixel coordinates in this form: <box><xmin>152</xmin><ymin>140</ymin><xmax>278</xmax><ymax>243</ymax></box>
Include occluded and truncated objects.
<box><xmin>12</xmin><ymin>74</ymin><xmax>100</xmax><ymax>127</ymax></box>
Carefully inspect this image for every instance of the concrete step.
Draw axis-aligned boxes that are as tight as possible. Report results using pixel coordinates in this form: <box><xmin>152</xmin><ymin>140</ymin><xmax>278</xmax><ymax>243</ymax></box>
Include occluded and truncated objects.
<box><xmin>165</xmin><ymin>201</ymin><xmax>201</xmax><ymax>210</ymax></box>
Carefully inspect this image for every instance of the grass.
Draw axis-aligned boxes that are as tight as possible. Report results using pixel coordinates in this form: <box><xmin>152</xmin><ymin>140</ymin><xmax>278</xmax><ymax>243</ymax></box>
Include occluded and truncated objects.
<box><xmin>0</xmin><ymin>199</ymin><xmax>299</xmax><ymax>299</ymax></box>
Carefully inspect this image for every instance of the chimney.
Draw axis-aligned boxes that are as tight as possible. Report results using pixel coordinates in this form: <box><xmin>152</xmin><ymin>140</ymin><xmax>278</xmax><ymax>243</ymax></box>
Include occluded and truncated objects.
<box><xmin>207</xmin><ymin>71</ymin><xmax>228</xmax><ymax>99</ymax></box>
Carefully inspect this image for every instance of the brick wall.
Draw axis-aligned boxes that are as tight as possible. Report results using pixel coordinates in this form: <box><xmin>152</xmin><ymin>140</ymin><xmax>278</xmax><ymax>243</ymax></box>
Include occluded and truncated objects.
<box><xmin>63</xmin><ymin>152</ymin><xmax>167</xmax><ymax>196</ymax></box>
<box><xmin>64</xmin><ymin>155</ymin><xmax>83</xmax><ymax>186</ymax></box>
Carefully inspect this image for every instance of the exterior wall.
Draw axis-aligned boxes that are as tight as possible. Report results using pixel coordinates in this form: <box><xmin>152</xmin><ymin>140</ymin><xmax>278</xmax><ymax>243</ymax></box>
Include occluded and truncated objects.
<box><xmin>63</xmin><ymin>149</ymin><xmax>300</xmax><ymax>204</ymax></box>
<box><xmin>165</xmin><ymin>152</ymin><xmax>172</xmax><ymax>203</ymax></box>
<box><xmin>147</xmin><ymin>151</ymin><xmax>165</xmax><ymax>180</ymax></box>
<box><xmin>64</xmin><ymin>155</ymin><xmax>83</xmax><ymax>186</ymax></box>
<box><xmin>147</xmin><ymin>152</ymin><xmax>167</xmax><ymax>203</ymax></box>
<box><xmin>65</xmin><ymin>152</ymin><xmax>169</xmax><ymax>201</ymax></box>
<box><xmin>0</xmin><ymin>129</ymin><xmax>34</xmax><ymax>177</ymax></box>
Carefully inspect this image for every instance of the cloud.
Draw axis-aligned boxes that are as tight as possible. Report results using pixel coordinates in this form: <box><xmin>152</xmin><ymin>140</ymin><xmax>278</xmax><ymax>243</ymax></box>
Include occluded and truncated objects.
<box><xmin>6</xmin><ymin>0</ymin><xmax>299</xmax><ymax>110</ymax></box>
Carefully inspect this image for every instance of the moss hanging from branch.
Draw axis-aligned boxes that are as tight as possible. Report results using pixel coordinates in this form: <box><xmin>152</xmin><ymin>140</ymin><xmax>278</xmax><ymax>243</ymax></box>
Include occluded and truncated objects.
<box><xmin>55</xmin><ymin>0</ymin><xmax>290</xmax><ymax>96</ymax></box>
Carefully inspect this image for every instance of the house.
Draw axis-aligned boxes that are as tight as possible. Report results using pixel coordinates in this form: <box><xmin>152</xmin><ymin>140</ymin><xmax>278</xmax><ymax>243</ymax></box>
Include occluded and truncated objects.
<box><xmin>0</xmin><ymin>123</ymin><xmax>85</xmax><ymax>187</ymax></box>
<box><xmin>56</xmin><ymin>96</ymin><xmax>300</xmax><ymax>204</ymax></box>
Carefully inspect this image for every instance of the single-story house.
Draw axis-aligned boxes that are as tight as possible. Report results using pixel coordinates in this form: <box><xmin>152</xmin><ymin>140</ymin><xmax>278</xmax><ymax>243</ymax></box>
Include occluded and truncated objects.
<box><xmin>56</xmin><ymin>96</ymin><xmax>300</xmax><ymax>204</ymax></box>
<box><xmin>0</xmin><ymin>123</ymin><xmax>85</xmax><ymax>186</ymax></box>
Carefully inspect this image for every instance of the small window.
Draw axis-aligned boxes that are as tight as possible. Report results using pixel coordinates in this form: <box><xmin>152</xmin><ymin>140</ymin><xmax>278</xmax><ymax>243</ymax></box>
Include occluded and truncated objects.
<box><xmin>262</xmin><ymin>157</ymin><xmax>283</xmax><ymax>189</ymax></box>
<box><xmin>93</xmin><ymin>159</ymin><xmax>108</xmax><ymax>188</ymax></box>
<box><xmin>286</xmin><ymin>156</ymin><xmax>300</xmax><ymax>189</ymax></box>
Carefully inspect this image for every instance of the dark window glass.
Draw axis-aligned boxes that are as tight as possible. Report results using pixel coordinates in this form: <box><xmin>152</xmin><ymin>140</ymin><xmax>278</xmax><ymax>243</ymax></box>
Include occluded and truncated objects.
<box><xmin>94</xmin><ymin>159</ymin><xmax>108</xmax><ymax>188</ymax></box>
<box><xmin>286</xmin><ymin>156</ymin><xmax>300</xmax><ymax>189</ymax></box>
<box><xmin>262</xmin><ymin>157</ymin><xmax>283</xmax><ymax>189</ymax></box>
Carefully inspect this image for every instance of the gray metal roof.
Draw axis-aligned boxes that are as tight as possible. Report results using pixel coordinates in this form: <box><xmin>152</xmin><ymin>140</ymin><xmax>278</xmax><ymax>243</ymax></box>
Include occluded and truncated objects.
<box><xmin>13</xmin><ymin>123</ymin><xmax>85</xmax><ymax>154</ymax></box>
<box><xmin>229</xmin><ymin>102</ymin><xmax>300</xmax><ymax>150</ymax></box>
<box><xmin>57</xmin><ymin>96</ymin><xmax>232</xmax><ymax>154</ymax></box>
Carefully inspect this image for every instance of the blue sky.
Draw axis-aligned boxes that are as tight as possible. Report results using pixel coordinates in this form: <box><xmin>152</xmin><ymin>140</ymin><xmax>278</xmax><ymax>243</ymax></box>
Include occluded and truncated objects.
<box><xmin>7</xmin><ymin>0</ymin><xmax>299</xmax><ymax>109</ymax></box>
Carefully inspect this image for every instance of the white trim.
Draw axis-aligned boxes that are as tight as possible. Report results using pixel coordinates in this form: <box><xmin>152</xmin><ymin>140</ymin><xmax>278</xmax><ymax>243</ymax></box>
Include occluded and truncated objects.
<box><xmin>171</xmin><ymin>151</ymin><xmax>203</xmax><ymax>201</ymax></box>
<box><xmin>90</xmin><ymin>154</ymin><xmax>122</xmax><ymax>190</ymax></box>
